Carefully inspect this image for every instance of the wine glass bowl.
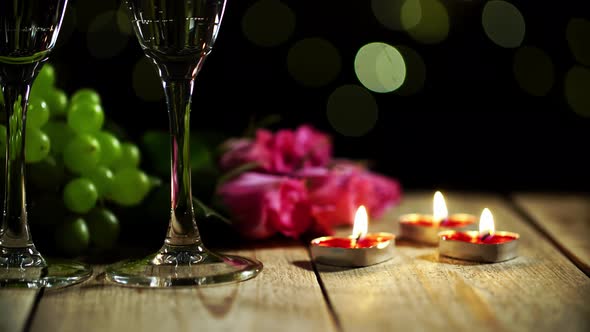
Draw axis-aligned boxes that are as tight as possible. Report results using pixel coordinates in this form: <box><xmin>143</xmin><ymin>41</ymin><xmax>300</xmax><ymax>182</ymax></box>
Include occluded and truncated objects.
<box><xmin>105</xmin><ymin>0</ymin><xmax>262</xmax><ymax>287</ymax></box>
<box><xmin>0</xmin><ymin>0</ymin><xmax>93</xmax><ymax>288</ymax></box>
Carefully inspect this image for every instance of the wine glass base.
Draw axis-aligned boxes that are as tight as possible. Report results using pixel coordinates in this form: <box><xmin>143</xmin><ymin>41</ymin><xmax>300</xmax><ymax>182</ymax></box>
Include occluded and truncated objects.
<box><xmin>0</xmin><ymin>260</ymin><xmax>93</xmax><ymax>289</ymax></box>
<box><xmin>105</xmin><ymin>245</ymin><xmax>263</xmax><ymax>288</ymax></box>
<box><xmin>1</xmin><ymin>246</ymin><xmax>92</xmax><ymax>288</ymax></box>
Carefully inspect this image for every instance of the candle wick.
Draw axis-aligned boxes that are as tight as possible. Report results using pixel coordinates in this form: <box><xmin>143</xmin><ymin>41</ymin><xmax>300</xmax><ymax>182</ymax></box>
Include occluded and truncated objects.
<box><xmin>353</xmin><ymin>233</ymin><xmax>362</xmax><ymax>248</ymax></box>
<box><xmin>481</xmin><ymin>232</ymin><xmax>492</xmax><ymax>241</ymax></box>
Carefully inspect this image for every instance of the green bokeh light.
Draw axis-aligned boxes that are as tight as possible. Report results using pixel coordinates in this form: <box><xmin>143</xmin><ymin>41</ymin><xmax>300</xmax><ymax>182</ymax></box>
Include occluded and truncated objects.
<box><xmin>564</xmin><ymin>66</ymin><xmax>590</xmax><ymax>118</ymax></box>
<box><xmin>242</xmin><ymin>0</ymin><xmax>296</xmax><ymax>47</ymax></box>
<box><xmin>74</xmin><ymin>0</ymin><xmax>119</xmax><ymax>31</ymax></box>
<box><xmin>355</xmin><ymin>42</ymin><xmax>406</xmax><ymax>93</ymax></box>
<box><xmin>394</xmin><ymin>45</ymin><xmax>426</xmax><ymax>96</ymax></box>
<box><xmin>87</xmin><ymin>11</ymin><xmax>130</xmax><ymax>59</ymax></box>
<box><xmin>482</xmin><ymin>1</ymin><xmax>525</xmax><ymax>48</ymax></box>
<box><xmin>401</xmin><ymin>0</ymin><xmax>449</xmax><ymax>44</ymax></box>
<box><xmin>566</xmin><ymin>18</ymin><xmax>590</xmax><ymax>67</ymax></box>
<box><xmin>116</xmin><ymin>3</ymin><xmax>133</xmax><ymax>36</ymax></box>
<box><xmin>513</xmin><ymin>46</ymin><xmax>554</xmax><ymax>96</ymax></box>
<box><xmin>327</xmin><ymin>85</ymin><xmax>378</xmax><ymax>137</ymax></box>
<box><xmin>132</xmin><ymin>58</ymin><xmax>164</xmax><ymax>102</ymax></box>
<box><xmin>287</xmin><ymin>38</ymin><xmax>342</xmax><ymax>87</ymax></box>
<box><xmin>371</xmin><ymin>0</ymin><xmax>408</xmax><ymax>31</ymax></box>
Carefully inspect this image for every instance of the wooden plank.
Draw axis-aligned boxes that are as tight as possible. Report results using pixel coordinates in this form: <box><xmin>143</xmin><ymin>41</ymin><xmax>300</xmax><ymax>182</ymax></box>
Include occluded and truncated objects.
<box><xmin>314</xmin><ymin>192</ymin><xmax>590</xmax><ymax>332</ymax></box>
<box><xmin>0</xmin><ymin>289</ymin><xmax>38</xmax><ymax>332</ymax></box>
<box><xmin>30</xmin><ymin>245</ymin><xmax>336</xmax><ymax>332</ymax></box>
<box><xmin>513</xmin><ymin>193</ymin><xmax>590</xmax><ymax>275</ymax></box>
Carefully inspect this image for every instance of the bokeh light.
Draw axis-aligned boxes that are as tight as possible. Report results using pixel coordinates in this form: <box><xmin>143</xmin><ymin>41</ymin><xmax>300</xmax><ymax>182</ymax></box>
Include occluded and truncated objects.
<box><xmin>87</xmin><ymin>11</ymin><xmax>130</xmax><ymax>59</ymax></box>
<box><xmin>116</xmin><ymin>3</ymin><xmax>133</xmax><ymax>36</ymax></box>
<box><xmin>74</xmin><ymin>0</ymin><xmax>119</xmax><ymax>31</ymax></box>
<box><xmin>242</xmin><ymin>0</ymin><xmax>296</xmax><ymax>47</ymax></box>
<box><xmin>371</xmin><ymin>0</ymin><xmax>407</xmax><ymax>31</ymax></box>
<box><xmin>482</xmin><ymin>1</ymin><xmax>525</xmax><ymax>48</ymax></box>
<box><xmin>287</xmin><ymin>38</ymin><xmax>342</xmax><ymax>87</ymax></box>
<box><xmin>327</xmin><ymin>85</ymin><xmax>378</xmax><ymax>137</ymax></box>
<box><xmin>513</xmin><ymin>46</ymin><xmax>554</xmax><ymax>96</ymax></box>
<box><xmin>564</xmin><ymin>66</ymin><xmax>590</xmax><ymax>118</ymax></box>
<box><xmin>132</xmin><ymin>57</ymin><xmax>164</xmax><ymax>102</ymax></box>
<box><xmin>401</xmin><ymin>0</ymin><xmax>449</xmax><ymax>44</ymax></box>
<box><xmin>354</xmin><ymin>42</ymin><xmax>406</xmax><ymax>93</ymax></box>
<box><xmin>566</xmin><ymin>18</ymin><xmax>590</xmax><ymax>67</ymax></box>
<box><xmin>394</xmin><ymin>45</ymin><xmax>426</xmax><ymax>95</ymax></box>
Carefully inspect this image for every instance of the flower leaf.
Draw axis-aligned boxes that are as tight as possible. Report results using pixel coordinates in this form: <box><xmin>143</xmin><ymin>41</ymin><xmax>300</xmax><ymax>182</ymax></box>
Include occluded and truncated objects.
<box><xmin>216</xmin><ymin>162</ymin><xmax>259</xmax><ymax>186</ymax></box>
<box><xmin>193</xmin><ymin>196</ymin><xmax>232</xmax><ymax>225</ymax></box>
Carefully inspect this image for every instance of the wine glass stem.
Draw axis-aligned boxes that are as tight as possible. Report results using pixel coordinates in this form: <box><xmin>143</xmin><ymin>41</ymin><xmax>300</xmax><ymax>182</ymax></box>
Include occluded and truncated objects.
<box><xmin>1</xmin><ymin>82</ymin><xmax>33</xmax><ymax>249</ymax></box>
<box><xmin>163</xmin><ymin>78</ymin><xmax>202</xmax><ymax>247</ymax></box>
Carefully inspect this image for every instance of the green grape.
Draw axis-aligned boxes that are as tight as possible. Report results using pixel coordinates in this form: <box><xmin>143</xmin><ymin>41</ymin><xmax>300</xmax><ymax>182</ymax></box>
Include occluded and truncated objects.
<box><xmin>43</xmin><ymin>121</ymin><xmax>74</xmax><ymax>155</ymax></box>
<box><xmin>44</xmin><ymin>88</ymin><xmax>68</xmax><ymax>117</ymax></box>
<box><xmin>29</xmin><ymin>194</ymin><xmax>66</xmax><ymax>226</ymax></box>
<box><xmin>111</xmin><ymin>142</ymin><xmax>140</xmax><ymax>170</ymax></box>
<box><xmin>32</xmin><ymin>64</ymin><xmax>56</xmax><ymax>93</ymax></box>
<box><xmin>95</xmin><ymin>131</ymin><xmax>122</xmax><ymax>167</ymax></box>
<box><xmin>109</xmin><ymin>168</ymin><xmax>151</xmax><ymax>206</ymax></box>
<box><xmin>190</xmin><ymin>136</ymin><xmax>213</xmax><ymax>171</ymax></box>
<box><xmin>141</xmin><ymin>130</ymin><xmax>169</xmax><ymax>176</ymax></box>
<box><xmin>139</xmin><ymin>182</ymin><xmax>170</xmax><ymax>226</ymax></box>
<box><xmin>28</xmin><ymin>154</ymin><xmax>65</xmax><ymax>190</ymax></box>
<box><xmin>0</xmin><ymin>124</ymin><xmax>6</xmax><ymax>156</ymax></box>
<box><xmin>70</xmin><ymin>88</ymin><xmax>101</xmax><ymax>105</ymax></box>
<box><xmin>83</xmin><ymin>166</ymin><xmax>114</xmax><ymax>197</ymax></box>
<box><xmin>27</xmin><ymin>97</ymin><xmax>50</xmax><ymax>128</ymax></box>
<box><xmin>63</xmin><ymin>178</ymin><xmax>98</xmax><ymax>213</ymax></box>
<box><xmin>67</xmin><ymin>102</ymin><xmax>104</xmax><ymax>134</ymax></box>
<box><xmin>25</xmin><ymin>128</ymin><xmax>50</xmax><ymax>163</ymax></box>
<box><xmin>86</xmin><ymin>208</ymin><xmax>120</xmax><ymax>251</ymax></box>
<box><xmin>63</xmin><ymin>134</ymin><xmax>101</xmax><ymax>174</ymax></box>
<box><xmin>55</xmin><ymin>217</ymin><xmax>90</xmax><ymax>256</ymax></box>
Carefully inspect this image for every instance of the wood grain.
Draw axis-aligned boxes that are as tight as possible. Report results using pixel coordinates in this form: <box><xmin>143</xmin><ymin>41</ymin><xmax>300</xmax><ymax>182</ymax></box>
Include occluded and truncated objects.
<box><xmin>513</xmin><ymin>193</ymin><xmax>590</xmax><ymax>275</ymax></box>
<box><xmin>314</xmin><ymin>192</ymin><xmax>590</xmax><ymax>332</ymax></box>
<box><xmin>29</xmin><ymin>245</ymin><xmax>336</xmax><ymax>332</ymax></box>
<box><xmin>0</xmin><ymin>289</ymin><xmax>38</xmax><ymax>332</ymax></box>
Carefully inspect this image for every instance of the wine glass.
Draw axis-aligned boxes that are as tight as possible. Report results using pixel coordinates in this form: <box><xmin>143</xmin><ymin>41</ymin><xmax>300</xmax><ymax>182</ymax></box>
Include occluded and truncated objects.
<box><xmin>106</xmin><ymin>0</ymin><xmax>262</xmax><ymax>287</ymax></box>
<box><xmin>0</xmin><ymin>0</ymin><xmax>93</xmax><ymax>288</ymax></box>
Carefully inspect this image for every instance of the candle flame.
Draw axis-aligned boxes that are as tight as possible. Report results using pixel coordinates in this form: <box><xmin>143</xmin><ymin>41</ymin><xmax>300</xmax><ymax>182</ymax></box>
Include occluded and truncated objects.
<box><xmin>433</xmin><ymin>191</ymin><xmax>448</xmax><ymax>223</ymax></box>
<box><xmin>479</xmin><ymin>208</ymin><xmax>495</xmax><ymax>235</ymax></box>
<box><xmin>352</xmin><ymin>205</ymin><xmax>369</xmax><ymax>240</ymax></box>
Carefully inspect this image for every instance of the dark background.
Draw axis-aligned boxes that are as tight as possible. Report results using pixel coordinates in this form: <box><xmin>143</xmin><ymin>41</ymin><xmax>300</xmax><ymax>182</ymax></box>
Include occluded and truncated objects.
<box><xmin>49</xmin><ymin>0</ymin><xmax>590</xmax><ymax>193</ymax></box>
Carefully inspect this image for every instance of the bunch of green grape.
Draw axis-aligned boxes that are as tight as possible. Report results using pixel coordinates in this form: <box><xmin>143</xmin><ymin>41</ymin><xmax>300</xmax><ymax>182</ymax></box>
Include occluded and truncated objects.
<box><xmin>0</xmin><ymin>63</ymin><xmax>157</xmax><ymax>257</ymax></box>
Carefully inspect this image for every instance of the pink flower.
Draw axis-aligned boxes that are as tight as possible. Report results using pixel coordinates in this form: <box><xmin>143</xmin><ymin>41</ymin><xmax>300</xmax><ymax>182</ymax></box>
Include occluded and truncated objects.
<box><xmin>299</xmin><ymin>163</ymin><xmax>402</xmax><ymax>229</ymax></box>
<box><xmin>217</xmin><ymin>172</ymin><xmax>312</xmax><ymax>240</ymax></box>
<box><xmin>219</xmin><ymin>130</ymin><xmax>274</xmax><ymax>172</ymax></box>
<box><xmin>272</xmin><ymin>129</ymin><xmax>297</xmax><ymax>173</ymax></box>
<box><xmin>293</xmin><ymin>125</ymin><xmax>332</xmax><ymax>169</ymax></box>
<box><xmin>219</xmin><ymin>125</ymin><xmax>332</xmax><ymax>174</ymax></box>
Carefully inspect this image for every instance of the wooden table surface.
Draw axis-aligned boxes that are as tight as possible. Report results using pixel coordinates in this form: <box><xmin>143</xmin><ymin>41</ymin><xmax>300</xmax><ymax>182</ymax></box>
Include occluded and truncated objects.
<box><xmin>2</xmin><ymin>192</ymin><xmax>589</xmax><ymax>332</ymax></box>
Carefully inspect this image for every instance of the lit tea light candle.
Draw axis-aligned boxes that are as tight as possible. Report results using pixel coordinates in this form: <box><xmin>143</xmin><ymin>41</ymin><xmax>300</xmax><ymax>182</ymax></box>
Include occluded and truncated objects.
<box><xmin>310</xmin><ymin>206</ymin><xmax>395</xmax><ymax>267</ymax></box>
<box><xmin>438</xmin><ymin>208</ymin><xmax>520</xmax><ymax>263</ymax></box>
<box><xmin>399</xmin><ymin>191</ymin><xmax>476</xmax><ymax>245</ymax></box>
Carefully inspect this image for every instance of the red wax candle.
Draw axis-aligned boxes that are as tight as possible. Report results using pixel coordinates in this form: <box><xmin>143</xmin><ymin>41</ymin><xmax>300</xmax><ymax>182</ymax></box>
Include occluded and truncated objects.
<box><xmin>314</xmin><ymin>233</ymin><xmax>395</xmax><ymax>248</ymax></box>
<box><xmin>441</xmin><ymin>231</ymin><xmax>518</xmax><ymax>244</ymax></box>
<box><xmin>310</xmin><ymin>206</ymin><xmax>396</xmax><ymax>267</ymax></box>
<box><xmin>398</xmin><ymin>191</ymin><xmax>477</xmax><ymax>244</ymax></box>
<box><xmin>399</xmin><ymin>213</ymin><xmax>476</xmax><ymax>245</ymax></box>
<box><xmin>402</xmin><ymin>214</ymin><xmax>475</xmax><ymax>228</ymax></box>
<box><xmin>438</xmin><ymin>208</ymin><xmax>520</xmax><ymax>262</ymax></box>
<box><xmin>310</xmin><ymin>232</ymin><xmax>396</xmax><ymax>267</ymax></box>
